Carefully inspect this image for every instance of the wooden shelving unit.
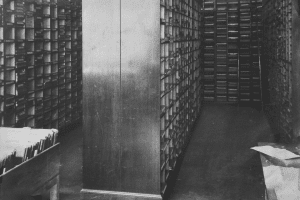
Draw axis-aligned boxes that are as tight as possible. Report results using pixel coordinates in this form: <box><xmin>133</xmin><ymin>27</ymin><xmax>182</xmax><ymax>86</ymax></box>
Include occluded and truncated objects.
<box><xmin>239</xmin><ymin>0</ymin><xmax>252</xmax><ymax>103</ymax></box>
<box><xmin>203</xmin><ymin>0</ymin><xmax>215</xmax><ymax>102</ymax></box>
<box><xmin>228</xmin><ymin>0</ymin><xmax>239</xmax><ymax>103</ymax></box>
<box><xmin>216</xmin><ymin>1</ymin><xmax>228</xmax><ymax>102</ymax></box>
<box><xmin>0</xmin><ymin>0</ymin><xmax>82</xmax><ymax>130</ymax></box>
<box><xmin>202</xmin><ymin>0</ymin><xmax>262</xmax><ymax>104</ymax></box>
<box><xmin>262</xmin><ymin>0</ymin><xmax>293</xmax><ymax>141</ymax></box>
<box><xmin>160</xmin><ymin>0</ymin><xmax>202</xmax><ymax>194</ymax></box>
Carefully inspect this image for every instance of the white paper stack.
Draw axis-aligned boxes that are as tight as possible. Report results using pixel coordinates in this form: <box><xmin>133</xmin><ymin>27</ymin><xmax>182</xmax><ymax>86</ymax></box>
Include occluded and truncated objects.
<box><xmin>252</xmin><ymin>144</ymin><xmax>300</xmax><ymax>200</ymax></box>
<box><xmin>0</xmin><ymin>127</ymin><xmax>58</xmax><ymax>161</ymax></box>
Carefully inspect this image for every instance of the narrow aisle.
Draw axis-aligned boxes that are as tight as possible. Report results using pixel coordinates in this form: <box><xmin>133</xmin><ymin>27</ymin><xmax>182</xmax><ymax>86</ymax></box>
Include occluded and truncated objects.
<box><xmin>169</xmin><ymin>104</ymin><xmax>275</xmax><ymax>200</ymax></box>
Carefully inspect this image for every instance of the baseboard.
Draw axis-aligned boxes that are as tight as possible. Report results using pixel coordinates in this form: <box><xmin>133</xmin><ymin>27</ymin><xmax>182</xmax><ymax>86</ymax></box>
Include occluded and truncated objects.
<box><xmin>81</xmin><ymin>189</ymin><xmax>162</xmax><ymax>200</ymax></box>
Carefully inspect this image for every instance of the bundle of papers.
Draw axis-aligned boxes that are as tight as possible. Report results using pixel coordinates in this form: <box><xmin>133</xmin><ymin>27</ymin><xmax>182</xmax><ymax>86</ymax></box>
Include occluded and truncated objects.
<box><xmin>0</xmin><ymin>127</ymin><xmax>58</xmax><ymax>175</ymax></box>
<box><xmin>252</xmin><ymin>144</ymin><xmax>300</xmax><ymax>200</ymax></box>
<box><xmin>251</xmin><ymin>145</ymin><xmax>300</xmax><ymax>160</ymax></box>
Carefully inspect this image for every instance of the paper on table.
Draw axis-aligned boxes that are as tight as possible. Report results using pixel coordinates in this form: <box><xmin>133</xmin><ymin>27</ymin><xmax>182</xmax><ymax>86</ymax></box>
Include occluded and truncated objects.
<box><xmin>259</xmin><ymin>152</ymin><xmax>300</xmax><ymax>200</ymax></box>
<box><xmin>0</xmin><ymin>127</ymin><xmax>58</xmax><ymax>160</ymax></box>
<box><xmin>251</xmin><ymin>145</ymin><xmax>300</xmax><ymax>160</ymax></box>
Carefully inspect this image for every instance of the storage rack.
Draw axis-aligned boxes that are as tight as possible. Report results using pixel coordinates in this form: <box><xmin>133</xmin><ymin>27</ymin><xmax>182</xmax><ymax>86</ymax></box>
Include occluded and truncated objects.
<box><xmin>2</xmin><ymin>0</ymin><xmax>16</xmax><ymax>127</ymax></box>
<box><xmin>216</xmin><ymin>0</ymin><xmax>228</xmax><ymax>102</ymax></box>
<box><xmin>203</xmin><ymin>0</ymin><xmax>215</xmax><ymax>101</ymax></box>
<box><xmin>70</xmin><ymin>0</ymin><xmax>82</xmax><ymax>127</ymax></box>
<box><xmin>202</xmin><ymin>0</ymin><xmax>262</xmax><ymax>103</ymax></box>
<box><xmin>160</xmin><ymin>0</ymin><xmax>202</xmax><ymax>195</ymax></box>
<box><xmin>227</xmin><ymin>0</ymin><xmax>239</xmax><ymax>102</ymax></box>
<box><xmin>250</xmin><ymin>0</ymin><xmax>262</xmax><ymax>103</ymax></box>
<box><xmin>0</xmin><ymin>0</ymin><xmax>82</xmax><ymax>130</ymax></box>
<box><xmin>238</xmin><ymin>0</ymin><xmax>251</xmax><ymax>102</ymax></box>
<box><xmin>239</xmin><ymin>0</ymin><xmax>262</xmax><ymax>103</ymax></box>
<box><xmin>57</xmin><ymin>0</ymin><xmax>67</xmax><ymax>129</ymax></box>
<box><xmin>25</xmin><ymin>0</ymin><xmax>35</xmax><ymax>127</ymax></box>
<box><xmin>262</xmin><ymin>0</ymin><xmax>292</xmax><ymax>140</ymax></box>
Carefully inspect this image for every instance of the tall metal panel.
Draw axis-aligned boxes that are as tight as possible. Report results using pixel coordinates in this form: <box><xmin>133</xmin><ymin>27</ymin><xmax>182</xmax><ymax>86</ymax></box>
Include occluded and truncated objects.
<box><xmin>292</xmin><ymin>0</ymin><xmax>300</xmax><ymax>139</ymax></box>
<box><xmin>82</xmin><ymin>0</ymin><xmax>122</xmax><ymax>190</ymax></box>
<box><xmin>120</xmin><ymin>0</ymin><xmax>161</xmax><ymax>194</ymax></box>
<box><xmin>82</xmin><ymin>0</ymin><xmax>162</xmax><ymax>199</ymax></box>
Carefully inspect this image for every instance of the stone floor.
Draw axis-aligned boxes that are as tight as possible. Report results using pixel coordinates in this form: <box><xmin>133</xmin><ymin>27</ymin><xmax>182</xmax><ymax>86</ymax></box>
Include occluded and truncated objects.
<box><xmin>58</xmin><ymin>104</ymin><xmax>275</xmax><ymax>200</ymax></box>
<box><xmin>168</xmin><ymin>104</ymin><xmax>275</xmax><ymax>200</ymax></box>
